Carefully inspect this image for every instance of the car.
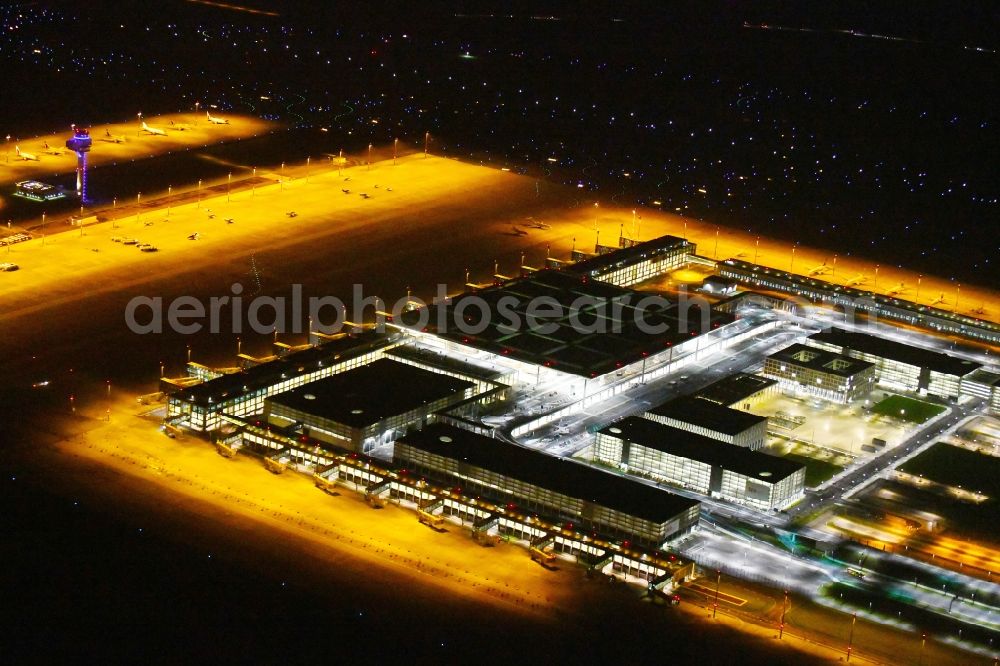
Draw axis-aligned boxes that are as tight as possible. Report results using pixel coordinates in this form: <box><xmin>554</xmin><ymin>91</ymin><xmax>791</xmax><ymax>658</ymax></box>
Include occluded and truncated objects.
<box><xmin>122</xmin><ymin>238</ymin><xmax>137</xmax><ymax>245</ymax></box>
<box><xmin>140</xmin><ymin>245</ymin><xmax>159</xmax><ymax>252</ymax></box>
<box><xmin>136</xmin><ymin>242</ymin><xmax>152</xmax><ymax>249</ymax></box>
<box><xmin>0</xmin><ymin>262</ymin><xmax>19</xmax><ymax>272</ymax></box>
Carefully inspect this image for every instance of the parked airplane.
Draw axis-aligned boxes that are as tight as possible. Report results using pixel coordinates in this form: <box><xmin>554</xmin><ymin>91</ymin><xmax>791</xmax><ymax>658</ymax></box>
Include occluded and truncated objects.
<box><xmin>844</xmin><ymin>274</ymin><xmax>867</xmax><ymax>287</ymax></box>
<box><xmin>14</xmin><ymin>146</ymin><xmax>39</xmax><ymax>161</ymax></box>
<box><xmin>102</xmin><ymin>129</ymin><xmax>126</xmax><ymax>143</ymax></box>
<box><xmin>807</xmin><ymin>262</ymin><xmax>829</xmax><ymax>276</ymax></box>
<box><xmin>169</xmin><ymin>120</ymin><xmax>193</xmax><ymax>131</ymax></box>
<box><xmin>140</xmin><ymin>121</ymin><xmax>167</xmax><ymax>136</ymax></box>
<box><xmin>41</xmin><ymin>141</ymin><xmax>65</xmax><ymax>155</ymax></box>
<box><xmin>206</xmin><ymin>111</ymin><xmax>229</xmax><ymax>125</ymax></box>
<box><xmin>886</xmin><ymin>282</ymin><xmax>907</xmax><ymax>296</ymax></box>
<box><xmin>511</xmin><ymin>225</ymin><xmax>528</xmax><ymax>236</ymax></box>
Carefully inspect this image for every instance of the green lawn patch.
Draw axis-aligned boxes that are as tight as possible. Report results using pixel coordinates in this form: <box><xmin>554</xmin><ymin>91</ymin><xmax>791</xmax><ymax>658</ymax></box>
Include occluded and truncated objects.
<box><xmin>871</xmin><ymin>395</ymin><xmax>945</xmax><ymax>424</ymax></box>
<box><xmin>783</xmin><ymin>452</ymin><xmax>843</xmax><ymax>487</ymax></box>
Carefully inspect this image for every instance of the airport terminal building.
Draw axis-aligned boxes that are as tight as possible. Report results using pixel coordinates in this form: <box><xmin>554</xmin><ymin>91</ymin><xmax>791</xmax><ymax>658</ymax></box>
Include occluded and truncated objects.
<box><xmin>264</xmin><ymin>359</ymin><xmax>478</xmax><ymax>454</ymax></box>
<box><xmin>643</xmin><ymin>395</ymin><xmax>769</xmax><ymax>450</ymax></box>
<box><xmin>763</xmin><ymin>343</ymin><xmax>876</xmax><ymax>404</ymax></box>
<box><xmin>807</xmin><ymin>327</ymin><xmax>981</xmax><ymax>400</ymax></box>
<box><xmin>595</xmin><ymin>417</ymin><xmax>805</xmax><ymax>511</ymax></box>
<box><xmin>566</xmin><ymin>234</ymin><xmax>695</xmax><ymax>287</ymax></box>
<box><xmin>395</xmin><ymin>423</ymin><xmax>701</xmax><ymax>548</ymax></box>
<box><xmin>166</xmin><ymin>330</ymin><xmax>400</xmax><ymax>432</ymax></box>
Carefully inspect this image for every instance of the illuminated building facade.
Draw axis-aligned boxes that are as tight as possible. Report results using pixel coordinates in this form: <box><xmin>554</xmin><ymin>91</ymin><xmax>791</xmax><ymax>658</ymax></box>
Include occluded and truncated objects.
<box><xmin>595</xmin><ymin>417</ymin><xmax>805</xmax><ymax>511</ymax></box>
<box><xmin>394</xmin><ymin>423</ymin><xmax>701</xmax><ymax>548</ymax></box>
<box><xmin>567</xmin><ymin>234</ymin><xmax>696</xmax><ymax>287</ymax></box>
<box><xmin>763</xmin><ymin>343</ymin><xmax>876</xmax><ymax>404</ymax></box>
<box><xmin>807</xmin><ymin>327</ymin><xmax>981</xmax><ymax>400</ymax></box>
<box><xmin>166</xmin><ymin>331</ymin><xmax>399</xmax><ymax>431</ymax></box>
<box><xmin>718</xmin><ymin>259</ymin><xmax>1000</xmax><ymax>345</ymax></box>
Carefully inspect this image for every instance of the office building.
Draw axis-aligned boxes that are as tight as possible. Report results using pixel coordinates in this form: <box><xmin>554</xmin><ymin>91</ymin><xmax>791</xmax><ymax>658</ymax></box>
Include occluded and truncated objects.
<box><xmin>763</xmin><ymin>343</ymin><xmax>876</xmax><ymax>403</ymax></box>
<box><xmin>643</xmin><ymin>395</ymin><xmax>769</xmax><ymax>450</ymax></box>
<box><xmin>807</xmin><ymin>327</ymin><xmax>981</xmax><ymax>399</ymax></box>
<box><xmin>595</xmin><ymin>417</ymin><xmax>805</xmax><ymax>511</ymax></box>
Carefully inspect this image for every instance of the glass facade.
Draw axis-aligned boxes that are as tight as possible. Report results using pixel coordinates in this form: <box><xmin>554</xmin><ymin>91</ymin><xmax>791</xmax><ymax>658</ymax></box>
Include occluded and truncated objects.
<box><xmin>595</xmin><ymin>431</ymin><xmax>805</xmax><ymax>511</ymax></box>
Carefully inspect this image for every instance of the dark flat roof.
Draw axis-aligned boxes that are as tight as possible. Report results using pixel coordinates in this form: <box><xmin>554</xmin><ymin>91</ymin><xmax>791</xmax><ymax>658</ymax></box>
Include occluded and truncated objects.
<box><xmin>178</xmin><ymin>330</ymin><xmax>395</xmax><ymax>407</ymax></box>
<box><xmin>647</xmin><ymin>395</ymin><xmax>767</xmax><ymax>435</ymax></box>
<box><xmin>809</xmin><ymin>327</ymin><xmax>982</xmax><ymax>377</ymax></box>
<box><xmin>599</xmin><ymin>417</ymin><xmax>803</xmax><ymax>482</ymax></box>
<box><xmin>965</xmin><ymin>369</ymin><xmax>1000</xmax><ymax>387</ymax></box>
<box><xmin>402</xmin><ymin>269</ymin><xmax>732</xmax><ymax>378</ymax></box>
<box><xmin>396</xmin><ymin>423</ymin><xmax>699</xmax><ymax>524</ymax></box>
<box><xmin>385</xmin><ymin>345</ymin><xmax>507</xmax><ymax>382</ymax></box>
<box><xmin>267</xmin><ymin>359</ymin><xmax>473</xmax><ymax>428</ymax></box>
<box><xmin>767</xmin><ymin>343</ymin><xmax>875</xmax><ymax>378</ymax></box>
<box><xmin>566</xmin><ymin>234</ymin><xmax>692</xmax><ymax>278</ymax></box>
<box><xmin>696</xmin><ymin>373</ymin><xmax>777</xmax><ymax>406</ymax></box>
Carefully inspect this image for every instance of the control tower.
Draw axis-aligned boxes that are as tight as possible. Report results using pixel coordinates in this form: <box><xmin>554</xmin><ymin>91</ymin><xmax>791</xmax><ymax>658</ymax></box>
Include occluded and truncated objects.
<box><xmin>65</xmin><ymin>126</ymin><xmax>93</xmax><ymax>203</ymax></box>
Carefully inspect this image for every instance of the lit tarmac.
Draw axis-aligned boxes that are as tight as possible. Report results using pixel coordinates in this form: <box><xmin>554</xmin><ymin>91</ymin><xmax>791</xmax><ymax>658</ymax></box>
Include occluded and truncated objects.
<box><xmin>53</xmin><ymin>394</ymin><xmax>573</xmax><ymax>617</ymax></box>
<box><xmin>0</xmin><ymin>113</ymin><xmax>273</xmax><ymax>191</ymax></box>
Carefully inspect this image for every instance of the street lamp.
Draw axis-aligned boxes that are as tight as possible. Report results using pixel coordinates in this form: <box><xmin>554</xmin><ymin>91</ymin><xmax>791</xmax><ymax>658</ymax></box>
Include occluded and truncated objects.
<box><xmin>424</xmin><ymin>131</ymin><xmax>429</xmax><ymax>157</ymax></box>
<box><xmin>5</xmin><ymin>135</ymin><xmax>9</xmax><ymax>163</ymax></box>
<box><xmin>393</xmin><ymin>138</ymin><xmax>398</xmax><ymax>165</ymax></box>
<box><xmin>754</xmin><ymin>236</ymin><xmax>760</xmax><ymax>264</ymax></box>
<box><xmin>136</xmin><ymin>192</ymin><xmax>141</xmax><ymax>225</ymax></box>
<box><xmin>227</xmin><ymin>172</ymin><xmax>232</xmax><ymax>202</ymax></box>
<box><xmin>252</xmin><ymin>167</ymin><xmax>257</xmax><ymax>197</ymax></box>
<box><xmin>712</xmin><ymin>569</ymin><xmax>721</xmax><ymax>618</ymax></box>
<box><xmin>167</xmin><ymin>185</ymin><xmax>172</xmax><ymax>217</ymax></box>
<box><xmin>368</xmin><ymin>143</ymin><xmax>372</xmax><ymax>170</ymax></box>
<box><xmin>779</xmin><ymin>589</ymin><xmax>788</xmax><ymax>639</ymax></box>
<box><xmin>846</xmin><ymin>612</ymin><xmax>857</xmax><ymax>662</ymax></box>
